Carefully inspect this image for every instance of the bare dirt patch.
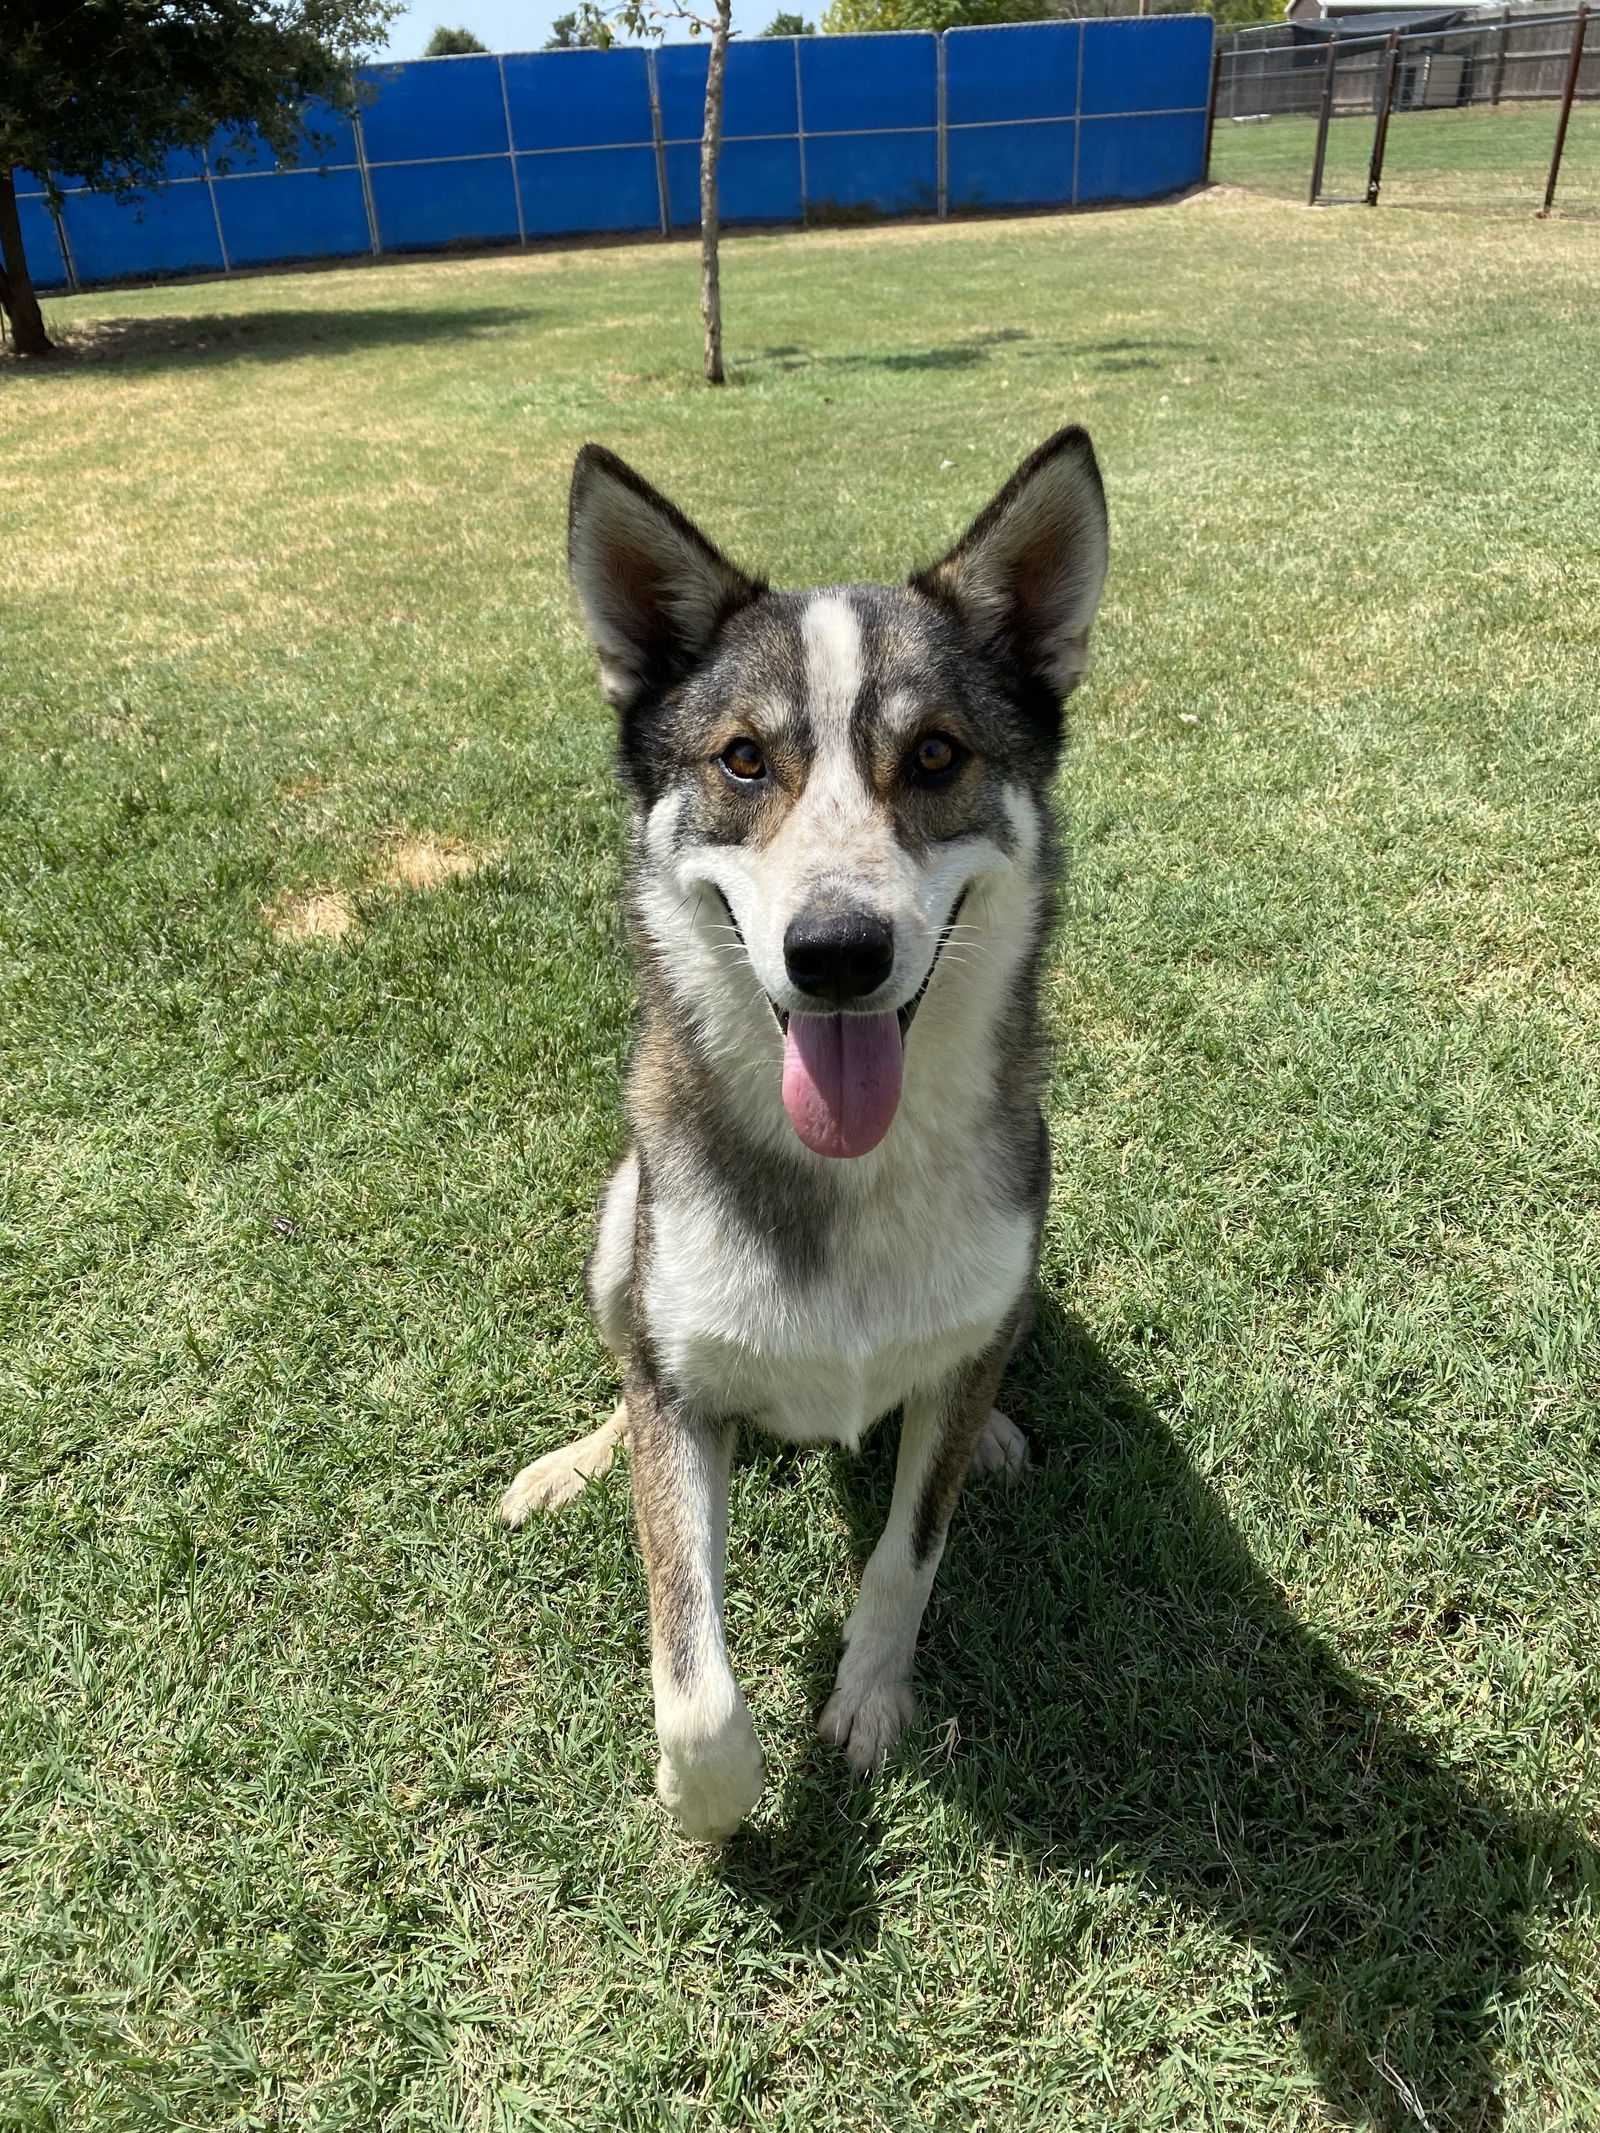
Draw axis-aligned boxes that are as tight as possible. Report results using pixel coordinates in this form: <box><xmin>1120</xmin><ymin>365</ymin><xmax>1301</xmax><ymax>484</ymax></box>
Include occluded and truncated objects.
<box><xmin>1179</xmin><ymin>185</ymin><xmax>1261</xmax><ymax>209</ymax></box>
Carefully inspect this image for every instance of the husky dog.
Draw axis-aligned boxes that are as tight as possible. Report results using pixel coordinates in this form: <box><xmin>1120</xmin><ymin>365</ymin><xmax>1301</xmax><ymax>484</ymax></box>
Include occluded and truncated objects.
<box><xmin>502</xmin><ymin>429</ymin><xmax>1108</xmax><ymax>1843</ymax></box>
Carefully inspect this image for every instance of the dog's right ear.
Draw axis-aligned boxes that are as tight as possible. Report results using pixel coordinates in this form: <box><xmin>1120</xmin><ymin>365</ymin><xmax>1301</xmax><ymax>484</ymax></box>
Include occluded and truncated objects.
<box><xmin>568</xmin><ymin>445</ymin><xmax>764</xmax><ymax>714</ymax></box>
<box><xmin>909</xmin><ymin>426</ymin><xmax>1108</xmax><ymax>704</ymax></box>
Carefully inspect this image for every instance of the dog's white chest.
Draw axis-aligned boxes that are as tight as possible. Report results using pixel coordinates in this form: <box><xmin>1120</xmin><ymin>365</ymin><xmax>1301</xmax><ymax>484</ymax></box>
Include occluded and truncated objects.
<box><xmin>643</xmin><ymin>1151</ymin><xmax>1033</xmax><ymax>1446</ymax></box>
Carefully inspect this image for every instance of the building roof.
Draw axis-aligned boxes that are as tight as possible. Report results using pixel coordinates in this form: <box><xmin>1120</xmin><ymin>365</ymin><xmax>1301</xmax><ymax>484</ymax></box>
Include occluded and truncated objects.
<box><xmin>1293</xmin><ymin>7</ymin><xmax>1468</xmax><ymax>33</ymax></box>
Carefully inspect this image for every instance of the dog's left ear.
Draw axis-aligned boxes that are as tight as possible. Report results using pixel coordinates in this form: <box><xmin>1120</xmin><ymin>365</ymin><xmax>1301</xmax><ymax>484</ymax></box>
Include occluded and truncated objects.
<box><xmin>568</xmin><ymin>444</ymin><xmax>764</xmax><ymax>714</ymax></box>
<box><xmin>909</xmin><ymin>426</ymin><xmax>1108</xmax><ymax>701</ymax></box>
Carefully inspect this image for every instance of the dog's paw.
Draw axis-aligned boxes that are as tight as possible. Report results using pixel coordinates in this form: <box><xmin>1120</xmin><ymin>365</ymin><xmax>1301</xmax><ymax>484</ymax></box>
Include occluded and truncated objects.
<box><xmin>819</xmin><ymin>1675</ymin><xmax>916</xmax><ymax>1777</ymax></box>
<box><xmin>656</xmin><ymin>1709</ymin><xmax>766</xmax><ymax>1845</ymax></box>
<box><xmin>969</xmin><ymin>1406</ymin><xmax>1028</xmax><ymax>1479</ymax></box>
<box><xmin>499</xmin><ymin>1409</ymin><xmax>626</xmax><ymax>1526</ymax></box>
<box><xmin>499</xmin><ymin>1447</ymin><xmax>600</xmax><ymax>1523</ymax></box>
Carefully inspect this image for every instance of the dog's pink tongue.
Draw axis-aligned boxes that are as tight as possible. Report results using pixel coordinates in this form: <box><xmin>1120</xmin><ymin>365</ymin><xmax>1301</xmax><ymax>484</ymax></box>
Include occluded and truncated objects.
<box><xmin>782</xmin><ymin>1012</ymin><xmax>903</xmax><ymax>1159</ymax></box>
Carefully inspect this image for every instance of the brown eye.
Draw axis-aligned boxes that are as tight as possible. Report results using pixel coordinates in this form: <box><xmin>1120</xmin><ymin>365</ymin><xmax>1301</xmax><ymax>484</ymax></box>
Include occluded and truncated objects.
<box><xmin>720</xmin><ymin>737</ymin><xmax>766</xmax><ymax>782</ymax></box>
<box><xmin>909</xmin><ymin>732</ymin><xmax>964</xmax><ymax>786</ymax></box>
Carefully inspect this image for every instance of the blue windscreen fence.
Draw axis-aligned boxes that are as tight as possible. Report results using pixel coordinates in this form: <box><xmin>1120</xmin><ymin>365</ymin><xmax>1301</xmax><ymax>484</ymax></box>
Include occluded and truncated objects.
<box><xmin>24</xmin><ymin>18</ymin><xmax>1214</xmax><ymax>293</ymax></box>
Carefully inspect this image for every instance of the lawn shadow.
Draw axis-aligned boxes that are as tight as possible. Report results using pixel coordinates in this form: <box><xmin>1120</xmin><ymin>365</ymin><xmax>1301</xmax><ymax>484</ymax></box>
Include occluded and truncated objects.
<box><xmin>754</xmin><ymin>328</ymin><xmax>1031</xmax><ymax>379</ymax></box>
<box><xmin>16</xmin><ymin>304</ymin><xmax>530</xmax><ymax>373</ymax></box>
<box><xmin>747</xmin><ymin>330</ymin><xmax>1228</xmax><ymax>384</ymax></box>
<box><xmin>723</xmin><ymin>1292</ymin><xmax>1588</xmax><ymax>2130</ymax></box>
<box><xmin>1076</xmin><ymin>335</ymin><xmax>1211</xmax><ymax>371</ymax></box>
<box><xmin>719</xmin><ymin>1771</ymin><xmax>888</xmax><ymax>1959</ymax></box>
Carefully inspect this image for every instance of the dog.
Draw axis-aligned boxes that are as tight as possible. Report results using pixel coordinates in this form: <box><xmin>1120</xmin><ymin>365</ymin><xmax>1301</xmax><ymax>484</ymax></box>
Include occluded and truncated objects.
<box><xmin>501</xmin><ymin>428</ymin><xmax>1109</xmax><ymax>1842</ymax></box>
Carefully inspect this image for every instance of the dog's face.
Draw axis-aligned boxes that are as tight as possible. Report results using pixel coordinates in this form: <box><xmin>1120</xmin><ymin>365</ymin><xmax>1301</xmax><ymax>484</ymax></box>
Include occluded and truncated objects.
<box><xmin>567</xmin><ymin>433</ymin><xmax>1108</xmax><ymax>1158</ymax></box>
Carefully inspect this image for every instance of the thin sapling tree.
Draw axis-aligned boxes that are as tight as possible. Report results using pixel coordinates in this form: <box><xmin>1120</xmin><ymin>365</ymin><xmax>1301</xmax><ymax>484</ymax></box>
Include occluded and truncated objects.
<box><xmin>577</xmin><ymin>0</ymin><xmax>734</xmax><ymax>385</ymax></box>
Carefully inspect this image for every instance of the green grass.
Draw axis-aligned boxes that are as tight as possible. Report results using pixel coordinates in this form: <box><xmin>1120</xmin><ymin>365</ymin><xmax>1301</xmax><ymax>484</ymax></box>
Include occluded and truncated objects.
<box><xmin>3</xmin><ymin>189</ymin><xmax>1599</xmax><ymax>2130</ymax></box>
<box><xmin>1214</xmin><ymin>99</ymin><xmax>1600</xmax><ymax>216</ymax></box>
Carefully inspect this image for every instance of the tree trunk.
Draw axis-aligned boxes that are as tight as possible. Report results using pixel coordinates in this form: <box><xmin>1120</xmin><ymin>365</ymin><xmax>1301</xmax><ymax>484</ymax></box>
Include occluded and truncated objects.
<box><xmin>699</xmin><ymin>0</ymin><xmax>730</xmax><ymax>386</ymax></box>
<box><xmin>0</xmin><ymin>165</ymin><xmax>56</xmax><ymax>358</ymax></box>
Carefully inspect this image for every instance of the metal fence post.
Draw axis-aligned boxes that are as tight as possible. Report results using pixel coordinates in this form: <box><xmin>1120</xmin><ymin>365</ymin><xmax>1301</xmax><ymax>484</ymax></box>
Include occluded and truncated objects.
<box><xmin>793</xmin><ymin>38</ymin><xmax>809</xmax><ymax>223</ymax></box>
<box><xmin>203</xmin><ymin>150</ymin><xmax>232</xmax><ymax>272</ymax></box>
<box><xmin>1071</xmin><ymin>16</ymin><xmax>1085</xmax><ymax>206</ymax></box>
<box><xmin>1366</xmin><ymin>30</ymin><xmax>1401</xmax><ymax>205</ymax></box>
<box><xmin>352</xmin><ymin>93</ymin><xmax>383</xmax><ymax>256</ymax></box>
<box><xmin>1539</xmin><ymin>4</ymin><xmax>1589</xmax><ymax>215</ymax></box>
<box><xmin>646</xmin><ymin>47</ymin><xmax>671</xmax><ymax>238</ymax></box>
<box><xmin>46</xmin><ymin>194</ymin><xmax>80</xmax><ymax>292</ymax></box>
<box><xmin>1202</xmin><ymin>39</ymin><xmax>1222</xmax><ymax>184</ymax></box>
<box><xmin>1307</xmin><ymin>37</ymin><xmax>1337</xmax><ymax>204</ymax></box>
<box><xmin>498</xmin><ymin>55</ymin><xmax>528</xmax><ymax>246</ymax></box>
<box><xmin>936</xmin><ymin>33</ymin><xmax>949</xmax><ymax>219</ymax></box>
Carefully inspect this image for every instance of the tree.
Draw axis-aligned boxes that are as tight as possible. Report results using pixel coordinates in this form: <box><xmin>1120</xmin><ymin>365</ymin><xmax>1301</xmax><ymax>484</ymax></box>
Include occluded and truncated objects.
<box><xmin>824</xmin><ymin>0</ymin><xmax>1044</xmax><ymax>26</ymax></box>
<box><xmin>1208</xmin><ymin>0</ymin><xmax>1285</xmax><ymax>25</ymax></box>
<box><xmin>575</xmin><ymin>0</ymin><xmax>733</xmax><ymax>385</ymax></box>
<box><xmin>0</xmin><ymin>0</ymin><xmax>398</xmax><ymax>360</ymax></box>
<box><xmin>423</xmin><ymin>25</ymin><xmax>490</xmax><ymax>53</ymax></box>
<box><xmin>760</xmin><ymin>10</ymin><xmax>815</xmax><ymax>29</ymax></box>
<box><xmin>1051</xmin><ymin>0</ymin><xmax>1281</xmax><ymax>15</ymax></box>
<box><xmin>544</xmin><ymin>11</ymin><xmax>604</xmax><ymax>45</ymax></box>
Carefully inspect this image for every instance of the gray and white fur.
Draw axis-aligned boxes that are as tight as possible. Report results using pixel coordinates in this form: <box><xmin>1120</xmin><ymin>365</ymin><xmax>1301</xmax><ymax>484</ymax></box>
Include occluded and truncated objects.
<box><xmin>502</xmin><ymin>430</ymin><xmax>1109</xmax><ymax>1843</ymax></box>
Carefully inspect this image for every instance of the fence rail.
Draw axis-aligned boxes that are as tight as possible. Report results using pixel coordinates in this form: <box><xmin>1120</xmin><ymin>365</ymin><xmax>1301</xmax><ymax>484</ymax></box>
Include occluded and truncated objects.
<box><xmin>1218</xmin><ymin>8</ymin><xmax>1599</xmax><ymax>120</ymax></box>
<box><xmin>19</xmin><ymin>18</ymin><xmax>1213</xmax><ymax>295</ymax></box>
<box><xmin>1212</xmin><ymin>6</ymin><xmax>1596</xmax><ymax>216</ymax></box>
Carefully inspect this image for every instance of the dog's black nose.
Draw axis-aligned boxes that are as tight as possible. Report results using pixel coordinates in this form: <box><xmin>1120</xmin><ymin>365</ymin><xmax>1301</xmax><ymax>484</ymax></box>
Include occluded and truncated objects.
<box><xmin>784</xmin><ymin>909</ymin><xmax>895</xmax><ymax>1005</ymax></box>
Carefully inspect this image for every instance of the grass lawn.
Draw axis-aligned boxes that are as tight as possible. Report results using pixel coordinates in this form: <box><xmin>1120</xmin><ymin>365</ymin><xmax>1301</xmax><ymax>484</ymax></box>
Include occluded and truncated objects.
<box><xmin>1214</xmin><ymin>100</ymin><xmax>1600</xmax><ymax>217</ymax></box>
<box><xmin>3</xmin><ymin>188</ymin><xmax>1599</xmax><ymax>2130</ymax></box>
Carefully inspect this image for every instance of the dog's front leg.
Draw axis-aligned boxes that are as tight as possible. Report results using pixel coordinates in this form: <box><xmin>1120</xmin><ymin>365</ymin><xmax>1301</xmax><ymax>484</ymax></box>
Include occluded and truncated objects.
<box><xmin>820</xmin><ymin>1329</ymin><xmax>1014</xmax><ymax>1776</ymax></box>
<box><xmin>627</xmin><ymin>1365</ymin><xmax>765</xmax><ymax>1843</ymax></box>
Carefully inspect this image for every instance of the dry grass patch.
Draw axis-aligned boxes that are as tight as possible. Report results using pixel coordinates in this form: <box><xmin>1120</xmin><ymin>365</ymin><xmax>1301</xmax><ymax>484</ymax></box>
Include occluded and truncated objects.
<box><xmin>264</xmin><ymin>888</ymin><xmax>359</xmax><ymax>945</ymax></box>
<box><xmin>381</xmin><ymin>834</ymin><xmax>494</xmax><ymax>892</ymax></box>
<box><xmin>264</xmin><ymin>837</ymin><xmax>493</xmax><ymax>945</ymax></box>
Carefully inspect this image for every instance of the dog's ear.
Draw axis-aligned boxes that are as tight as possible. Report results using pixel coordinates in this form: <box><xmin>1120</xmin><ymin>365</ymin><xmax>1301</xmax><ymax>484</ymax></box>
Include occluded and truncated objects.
<box><xmin>568</xmin><ymin>445</ymin><xmax>764</xmax><ymax>713</ymax></box>
<box><xmin>909</xmin><ymin>427</ymin><xmax>1108</xmax><ymax>701</ymax></box>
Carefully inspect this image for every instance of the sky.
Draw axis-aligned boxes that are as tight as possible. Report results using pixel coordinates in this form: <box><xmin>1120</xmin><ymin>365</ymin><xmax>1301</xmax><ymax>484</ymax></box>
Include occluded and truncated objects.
<box><xmin>377</xmin><ymin>0</ymin><xmax>779</xmax><ymax>61</ymax></box>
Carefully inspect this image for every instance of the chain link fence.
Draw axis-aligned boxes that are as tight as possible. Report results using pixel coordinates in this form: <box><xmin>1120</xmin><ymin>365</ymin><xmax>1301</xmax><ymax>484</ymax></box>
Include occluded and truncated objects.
<box><xmin>1209</xmin><ymin>7</ymin><xmax>1598</xmax><ymax>217</ymax></box>
<box><xmin>23</xmin><ymin>20</ymin><xmax>1216</xmax><ymax>293</ymax></box>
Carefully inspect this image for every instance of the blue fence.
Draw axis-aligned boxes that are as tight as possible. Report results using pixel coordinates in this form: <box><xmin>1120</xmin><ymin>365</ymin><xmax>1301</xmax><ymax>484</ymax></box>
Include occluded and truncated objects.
<box><xmin>24</xmin><ymin>18</ymin><xmax>1213</xmax><ymax>293</ymax></box>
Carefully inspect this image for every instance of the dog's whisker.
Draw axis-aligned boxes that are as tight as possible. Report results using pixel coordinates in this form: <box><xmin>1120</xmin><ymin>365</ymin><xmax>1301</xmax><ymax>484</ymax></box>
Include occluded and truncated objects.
<box><xmin>670</xmin><ymin>884</ymin><xmax>719</xmax><ymax>929</ymax></box>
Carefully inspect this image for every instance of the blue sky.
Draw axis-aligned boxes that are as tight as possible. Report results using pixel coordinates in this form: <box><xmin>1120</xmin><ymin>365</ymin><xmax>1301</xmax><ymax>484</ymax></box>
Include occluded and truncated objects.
<box><xmin>377</xmin><ymin>0</ymin><xmax>782</xmax><ymax>61</ymax></box>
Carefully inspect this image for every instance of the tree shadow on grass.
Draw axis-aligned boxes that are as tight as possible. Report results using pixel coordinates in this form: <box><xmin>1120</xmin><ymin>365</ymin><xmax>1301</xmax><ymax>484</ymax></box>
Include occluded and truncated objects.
<box><xmin>722</xmin><ymin>1292</ymin><xmax>1589</xmax><ymax>2128</ymax></box>
<box><xmin>755</xmin><ymin>328</ymin><xmax>1032</xmax><ymax>378</ymax></box>
<box><xmin>747</xmin><ymin>330</ymin><xmax>1222</xmax><ymax>384</ymax></box>
<box><xmin>14</xmin><ymin>304</ymin><xmax>530</xmax><ymax>373</ymax></box>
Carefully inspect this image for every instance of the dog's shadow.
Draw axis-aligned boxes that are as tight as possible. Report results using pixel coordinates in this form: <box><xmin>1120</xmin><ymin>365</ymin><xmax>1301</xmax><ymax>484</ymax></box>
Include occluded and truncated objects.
<box><xmin>720</xmin><ymin>1293</ymin><xmax>1587</xmax><ymax>2130</ymax></box>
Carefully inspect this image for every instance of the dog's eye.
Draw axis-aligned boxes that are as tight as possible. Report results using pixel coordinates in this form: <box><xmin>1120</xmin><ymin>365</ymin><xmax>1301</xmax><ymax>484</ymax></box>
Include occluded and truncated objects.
<box><xmin>908</xmin><ymin>732</ymin><xmax>964</xmax><ymax>786</ymax></box>
<box><xmin>720</xmin><ymin>737</ymin><xmax>766</xmax><ymax>783</ymax></box>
